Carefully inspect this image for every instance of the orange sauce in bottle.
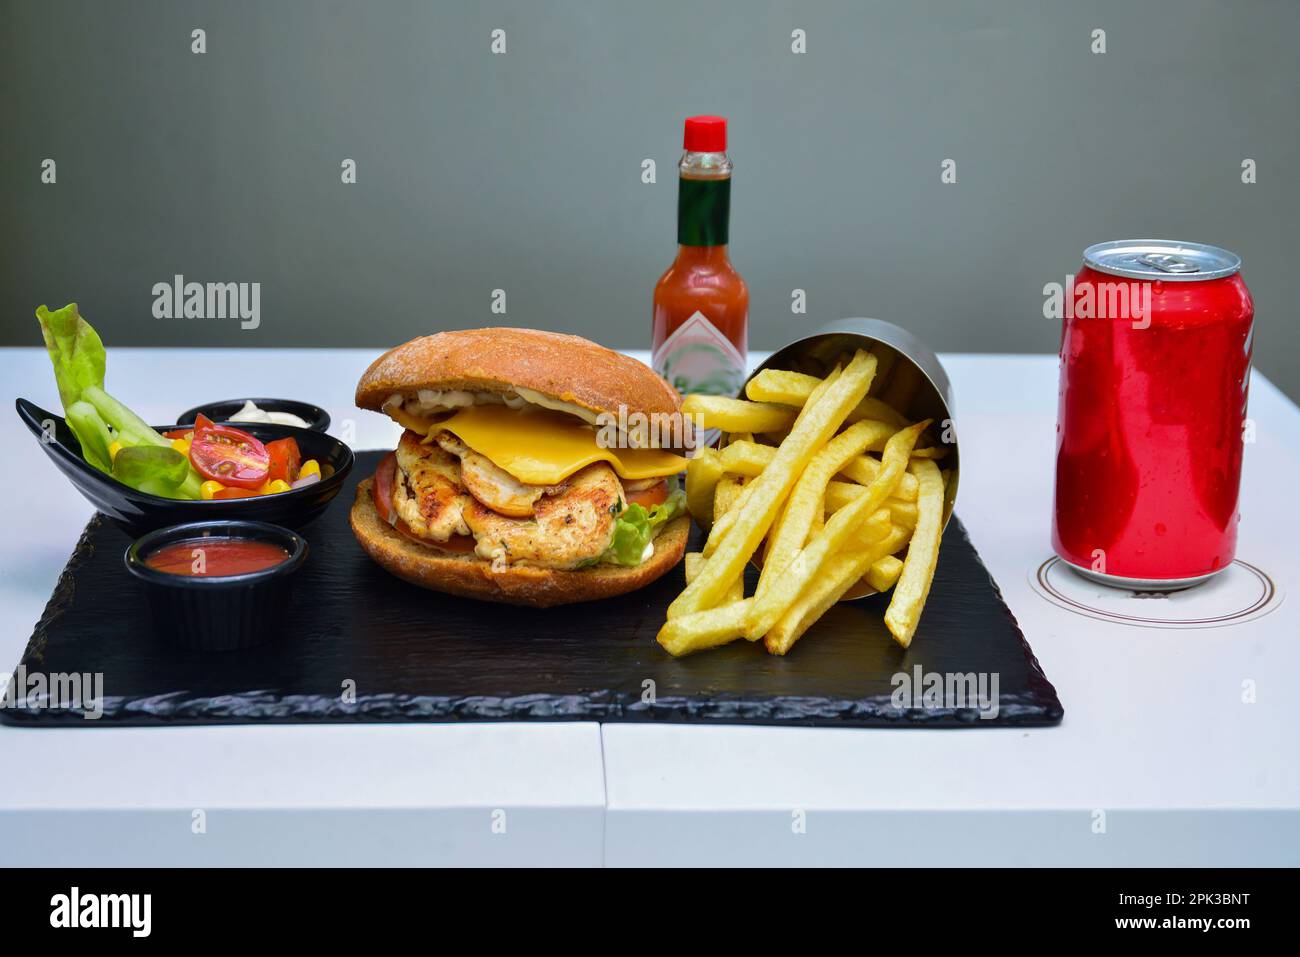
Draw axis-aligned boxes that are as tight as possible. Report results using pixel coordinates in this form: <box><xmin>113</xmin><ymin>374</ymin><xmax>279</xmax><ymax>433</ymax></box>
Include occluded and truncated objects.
<box><xmin>652</xmin><ymin>116</ymin><xmax>748</xmax><ymax>400</ymax></box>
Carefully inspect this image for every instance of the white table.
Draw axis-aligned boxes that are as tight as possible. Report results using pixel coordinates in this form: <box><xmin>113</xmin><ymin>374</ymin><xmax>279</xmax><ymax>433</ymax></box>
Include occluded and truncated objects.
<box><xmin>2</xmin><ymin>348</ymin><xmax>1297</xmax><ymax>866</ymax></box>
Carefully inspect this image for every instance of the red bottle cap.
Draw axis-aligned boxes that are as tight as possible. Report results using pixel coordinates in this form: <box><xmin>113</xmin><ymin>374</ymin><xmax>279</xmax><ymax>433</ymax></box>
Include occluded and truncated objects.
<box><xmin>684</xmin><ymin>115</ymin><xmax>727</xmax><ymax>153</ymax></box>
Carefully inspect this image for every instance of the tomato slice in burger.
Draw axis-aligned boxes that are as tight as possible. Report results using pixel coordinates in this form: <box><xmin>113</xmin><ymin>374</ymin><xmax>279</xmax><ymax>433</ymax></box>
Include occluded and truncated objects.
<box><xmin>625</xmin><ymin>479</ymin><xmax>669</xmax><ymax>509</ymax></box>
<box><xmin>372</xmin><ymin>452</ymin><xmax>398</xmax><ymax>523</ymax></box>
<box><xmin>190</xmin><ymin>422</ymin><xmax>271</xmax><ymax>488</ymax></box>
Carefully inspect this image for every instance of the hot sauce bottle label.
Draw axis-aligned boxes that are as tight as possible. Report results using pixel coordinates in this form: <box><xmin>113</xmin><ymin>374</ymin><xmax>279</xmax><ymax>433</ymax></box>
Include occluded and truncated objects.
<box><xmin>653</xmin><ymin>310</ymin><xmax>746</xmax><ymax>396</ymax></box>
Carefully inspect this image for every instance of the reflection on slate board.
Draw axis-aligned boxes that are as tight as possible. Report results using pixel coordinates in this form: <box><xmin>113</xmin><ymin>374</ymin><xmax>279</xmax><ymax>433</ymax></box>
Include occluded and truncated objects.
<box><xmin>6</xmin><ymin>451</ymin><xmax>1062</xmax><ymax>727</ymax></box>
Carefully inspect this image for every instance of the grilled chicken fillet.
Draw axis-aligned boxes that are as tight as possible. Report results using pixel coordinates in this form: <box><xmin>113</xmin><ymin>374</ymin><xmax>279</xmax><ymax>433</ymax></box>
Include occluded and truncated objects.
<box><xmin>434</xmin><ymin>430</ymin><xmax>562</xmax><ymax>518</ymax></box>
<box><xmin>463</xmin><ymin>462</ymin><xmax>622</xmax><ymax>571</ymax></box>
<box><xmin>394</xmin><ymin>429</ymin><xmax>623</xmax><ymax>571</ymax></box>
<box><xmin>393</xmin><ymin>430</ymin><xmax>472</xmax><ymax>541</ymax></box>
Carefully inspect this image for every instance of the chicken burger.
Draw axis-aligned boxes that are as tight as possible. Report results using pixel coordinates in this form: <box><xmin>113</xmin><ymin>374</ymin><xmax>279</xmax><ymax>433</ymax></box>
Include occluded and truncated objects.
<box><xmin>350</xmin><ymin>328</ymin><xmax>691</xmax><ymax>607</ymax></box>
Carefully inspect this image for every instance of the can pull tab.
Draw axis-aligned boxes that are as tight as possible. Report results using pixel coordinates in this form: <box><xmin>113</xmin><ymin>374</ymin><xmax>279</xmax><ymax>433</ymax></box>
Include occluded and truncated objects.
<box><xmin>1137</xmin><ymin>253</ymin><xmax>1200</xmax><ymax>274</ymax></box>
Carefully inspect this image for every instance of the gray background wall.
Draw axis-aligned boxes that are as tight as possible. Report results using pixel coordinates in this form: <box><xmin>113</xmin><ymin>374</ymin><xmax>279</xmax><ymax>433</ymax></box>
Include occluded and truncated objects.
<box><xmin>4</xmin><ymin>0</ymin><xmax>1297</xmax><ymax>398</ymax></box>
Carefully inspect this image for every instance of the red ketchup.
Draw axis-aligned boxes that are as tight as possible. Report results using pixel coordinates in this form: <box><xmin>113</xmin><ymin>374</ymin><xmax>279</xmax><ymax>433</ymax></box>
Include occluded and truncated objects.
<box><xmin>1052</xmin><ymin>240</ymin><xmax>1253</xmax><ymax>588</ymax></box>
<box><xmin>146</xmin><ymin>537</ymin><xmax>290</xmax><ymax>577</ymax></box>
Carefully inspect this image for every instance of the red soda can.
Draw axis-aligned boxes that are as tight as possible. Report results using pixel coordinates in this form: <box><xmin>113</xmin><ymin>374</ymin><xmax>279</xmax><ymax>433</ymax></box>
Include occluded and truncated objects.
<box><xmin>1052</xmin><ymin>240</ymin><xmax>1253</xmax><ymax>589</ymax></box>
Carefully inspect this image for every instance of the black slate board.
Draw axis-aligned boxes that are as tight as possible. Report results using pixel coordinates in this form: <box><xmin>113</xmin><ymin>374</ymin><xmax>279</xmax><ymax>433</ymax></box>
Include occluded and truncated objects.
<box><xmin>5</xmin><ymin>451</ymin><xmax>1062</xmax><ymax>727</ymax></box>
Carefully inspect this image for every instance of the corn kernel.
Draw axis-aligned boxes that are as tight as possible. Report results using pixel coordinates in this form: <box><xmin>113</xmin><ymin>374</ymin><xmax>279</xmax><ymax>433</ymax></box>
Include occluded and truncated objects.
<box><xmin>171</xmin><ymin>437</ymin><xmax>191</xmax><ymax>456</ymax></box>
<box><xmin>258</xmin><ymin>479</ymin><xmax>292</xmax><ymax>495</ymax></box>
<box><xmin>200</xmin><ymin>480</ymin><xmax>225</xmax><ymax>500</ymax></box>
<box><xmin>298</xmin><ymin>459</ymin><xmax>321</xmax><ymax>479</ymax></box>
<box><xmin>108</xmin><ymin>441</ymin><xmax>123</xmax><ymax>461</ymax></box>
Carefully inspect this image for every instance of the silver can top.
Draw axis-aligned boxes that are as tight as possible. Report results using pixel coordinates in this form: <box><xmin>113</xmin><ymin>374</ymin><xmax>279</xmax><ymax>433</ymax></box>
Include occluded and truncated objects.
<box><xmin>1083</xmin><ymin>239</ymin><xmax>1242</xmax><ymax>282</ymax></box>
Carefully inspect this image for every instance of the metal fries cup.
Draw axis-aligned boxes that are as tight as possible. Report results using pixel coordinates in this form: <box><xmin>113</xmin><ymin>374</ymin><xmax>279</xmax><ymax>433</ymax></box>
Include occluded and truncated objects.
<box><xmin>742</xmin><ymin>318</ymin><xmax>959</xmax><ymax>600</ymax></box>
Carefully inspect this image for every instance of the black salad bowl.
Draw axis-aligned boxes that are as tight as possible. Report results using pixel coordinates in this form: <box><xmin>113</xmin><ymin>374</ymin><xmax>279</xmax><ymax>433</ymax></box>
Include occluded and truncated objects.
<box><xmin>17</xmin><ymin>397</ymin><xmax>354</xmax><ymax>538</ymax></box>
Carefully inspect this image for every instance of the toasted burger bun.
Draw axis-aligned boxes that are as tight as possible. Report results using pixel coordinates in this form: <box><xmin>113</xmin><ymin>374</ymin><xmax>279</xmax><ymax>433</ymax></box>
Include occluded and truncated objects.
<box><xmin>350</xmin><ymin>478</ymin><xmax>689</xmax><ymax>608</ymax></box>
<box><xmin>355</xmin><ymin>327</ymin><xmax>681</xmax><ymax>424</ymax></box>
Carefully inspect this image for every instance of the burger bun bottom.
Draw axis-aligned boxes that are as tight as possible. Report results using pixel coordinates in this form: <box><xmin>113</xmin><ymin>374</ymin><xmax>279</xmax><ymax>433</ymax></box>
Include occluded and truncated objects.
<box><xmin>350</xmin><ymin>478</ymin><xmax>689</xmax><ymax>608</ymax></box>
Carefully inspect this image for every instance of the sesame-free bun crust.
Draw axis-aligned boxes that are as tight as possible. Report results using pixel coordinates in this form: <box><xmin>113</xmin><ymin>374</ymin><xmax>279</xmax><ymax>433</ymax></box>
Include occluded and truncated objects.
<box><xmin>350</xmin><ymin>478</ymin><xmax>689</xmax><ymax>608</ymax></box>
<box><xmin>355</xmin><ymin>328</ymin><xmax>681</xmax><ymax>420</ymax></box>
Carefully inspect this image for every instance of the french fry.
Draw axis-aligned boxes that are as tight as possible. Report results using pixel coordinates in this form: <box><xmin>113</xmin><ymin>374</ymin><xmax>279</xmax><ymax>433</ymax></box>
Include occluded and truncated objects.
<box><xmin>684</xmin><ymin>551</ymin><xmax>704</xmax><ymax>582</ymax></box>
<box><xmin>746</xmin><ymin>368</ymin><xmax>907</xmax><ymax>429</ymax></box>
<box><xmin>757</xmin><ymin>419</ymin><xmax>894</xmax><ymax>599</ymax></box>
<box><xmin>701</xmin><ymin>477</ymin><xmax>765</xmax><ymax>558</ymax></box>
<box><xmin>883</xmin><ymin>458</ymin><xmax>945</xmax><ymax>648</ymax></box>
<box><xmin>885</xmin><ymin>499</ymin><xmax>919</xmax><ymax>530</ymax></box>
<box><xmin>718</xmin><ymin>440</ymin><xmax>775</xmax><ymax>477</ymax></box>
<box><xmin>785</xmin><ymin>365</ymin><xmax>841</xmax><ymax>432</ymax></box>
<box><xmin>823</xmin><ymin>480</ymin><xmax>858</xmax><ymax>512</ymax></box>
<box><xmin>684</xmin><ymin>448</ymin><xmax>726</xmax><ymax>530</ymax></box>
<box><xmin>667</xmin><ymin>350</ymin><xmax>878</xmax><ymax>619</ymax></box>
<box><xmin>844</xmin><ymin>399</ymin><xmax>909</xmax><ymax>429</ymax></box>
<box><xmin>657</xmin><ymin>599</ymin><xmax>753</xmax><ymax>657</ymax></box>
<box><xmin>810</xmin><ymin>493</ymin><xmax>825</xmax><ymax>536</ymax></box>
<box><xmin>714</xmin><ymin>474</ymin><xmax>745</xmax><ymax>518</ymax></box>
<box><xmin>764</xmin><ymin>525</ymin><xmax>910</xmax><ymax>655</ymax></box>
<box><xmin>750</xmin><ymin>507</ymin><xmax>891</xmax><ymax>649</ymax></box>
<box><xmin>713</xmin><ymin>477</ymin><xmax>747</xmax><ymax>602</ymax></box>
<box><xmin>686</xmin><ymin>550</ymin><xmax>741</xmax><ymax>602</ymax></box>
<box><xmin>825</xmin><ymin>482</ymin><xmax>918</xmax><ymax>528</ymax></box>
<box><xmin>846</xmin><ymin>506</ymin><xmax>893</xmax><ymax>547</ymax></box>
<box><xmin>866</xmin><ymin>554</ymin><xmax>904</xmax><ymax>593</ymax></box>
<box><xmin>909</xmin><ymin>445</ymin><xmax>949</xmax><ymax>460</ymax></box>
<box><xmin>744</xmin><ymin>421</ymin><xmax>928</xmax><ymax>639</ymax></box>
<box><xmin>703</xmin><ymin>371</ymin><xmax>845</xmax><ymax>555</ymax></box>
<box><xmin>745</xmin><ymin>368</ymin><xmax>825</xmax><ymax>406</ymax></box>
<box><xmin>839</xmin><ymin>456</ymin><xmax>920</xmax><ymax>500</ymax></box>
<box><xmin>681</xmin><ymin>395</ymin><xmax>797</xmax><ymax>434</ymax></box>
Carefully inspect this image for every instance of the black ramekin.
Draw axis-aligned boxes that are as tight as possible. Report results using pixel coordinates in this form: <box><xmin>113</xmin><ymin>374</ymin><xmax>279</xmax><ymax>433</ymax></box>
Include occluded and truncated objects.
<box><xmin>176</xmin><ymin>397</ymin><xmax>330</xmax><ymax>433</ymax></box>
<box><xmin>124</xmin><ymin>520</ymin><xmax>308</xmax><ymax>652</ymax></box>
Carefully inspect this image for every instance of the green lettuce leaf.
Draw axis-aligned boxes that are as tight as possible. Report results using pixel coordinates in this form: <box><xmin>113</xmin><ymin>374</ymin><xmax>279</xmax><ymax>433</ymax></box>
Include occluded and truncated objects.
<box><xmin>111</xmin><ymin>445</ymin><xmax>192</xmax><ymax>498</ymax></box>
<box><xmin>36</xmin><ymin>303</ymin><xmax>203</xmax><ymax>498</ymax></box>
<box><xmin>36</xmin><ymin>303</ymin><xmax>111</xmax><ymax>463</ymax></box>
<box><xmin>64</xmin><ymin>401</ymin><xmax>114</xmax><ymax>473</ymax></box>
<box><xmin>36</xmin><ymin>303</ymin><xmax>106</xmax><ymax>409</ymax></box>
<box><xmin>605</xmin><ymin>482</ymin><xmax>686</xmax><ymax>566</ymax></box>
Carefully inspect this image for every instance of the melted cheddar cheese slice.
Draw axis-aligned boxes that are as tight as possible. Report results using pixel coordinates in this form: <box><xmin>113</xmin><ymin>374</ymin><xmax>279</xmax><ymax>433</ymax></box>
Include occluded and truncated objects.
<box><xmin>429</xmin><ymin>404</ymin><xmax>688</xmax><ymax>485</ymax></box>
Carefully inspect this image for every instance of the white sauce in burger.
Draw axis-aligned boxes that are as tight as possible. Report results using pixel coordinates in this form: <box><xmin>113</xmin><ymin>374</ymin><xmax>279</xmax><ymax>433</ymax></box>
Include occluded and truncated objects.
<box><xmin>388</xmin><ymin>387</ymin><xmax>601</xmax><ymax>427</ymax></box>
<box><xmin>382</xmin><ymin>387</ymin><xmax>675</xmax><ymax>450</ymax></box>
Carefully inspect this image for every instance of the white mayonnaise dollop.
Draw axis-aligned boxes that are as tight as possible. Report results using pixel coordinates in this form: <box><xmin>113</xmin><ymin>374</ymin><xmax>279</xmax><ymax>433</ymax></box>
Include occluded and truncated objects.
<box><xmin>226</xmin><ymin>399</ymin><xmax>310</xmax><ymax>428</ymax></box>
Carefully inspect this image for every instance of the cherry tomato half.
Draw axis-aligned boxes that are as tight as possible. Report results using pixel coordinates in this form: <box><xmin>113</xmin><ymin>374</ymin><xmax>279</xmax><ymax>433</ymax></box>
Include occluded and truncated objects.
<box><xmin>190</xmin><ymin>423</ymin><xmax>270</xmax><ymax>489</ymax></box>
<box><xmin>266</xmin><ymin>437</ymin><xmax>302</xmax><ymax>484</ymax></box>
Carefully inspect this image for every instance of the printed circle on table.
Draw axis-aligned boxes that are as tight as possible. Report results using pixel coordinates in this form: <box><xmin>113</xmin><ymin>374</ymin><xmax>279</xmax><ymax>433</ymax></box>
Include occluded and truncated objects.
<box><xmin>1029</xmin><ymin>557</ymin><xmax>1283</xmax><ymax>629</ymax></box>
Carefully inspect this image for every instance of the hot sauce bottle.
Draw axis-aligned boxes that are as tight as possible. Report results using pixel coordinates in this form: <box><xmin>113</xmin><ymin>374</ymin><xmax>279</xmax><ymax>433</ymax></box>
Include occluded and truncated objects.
<box><xmin>652</xmin><ymin>116</ymin><xmax>749</xmax><ymax>403</ymax></box>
